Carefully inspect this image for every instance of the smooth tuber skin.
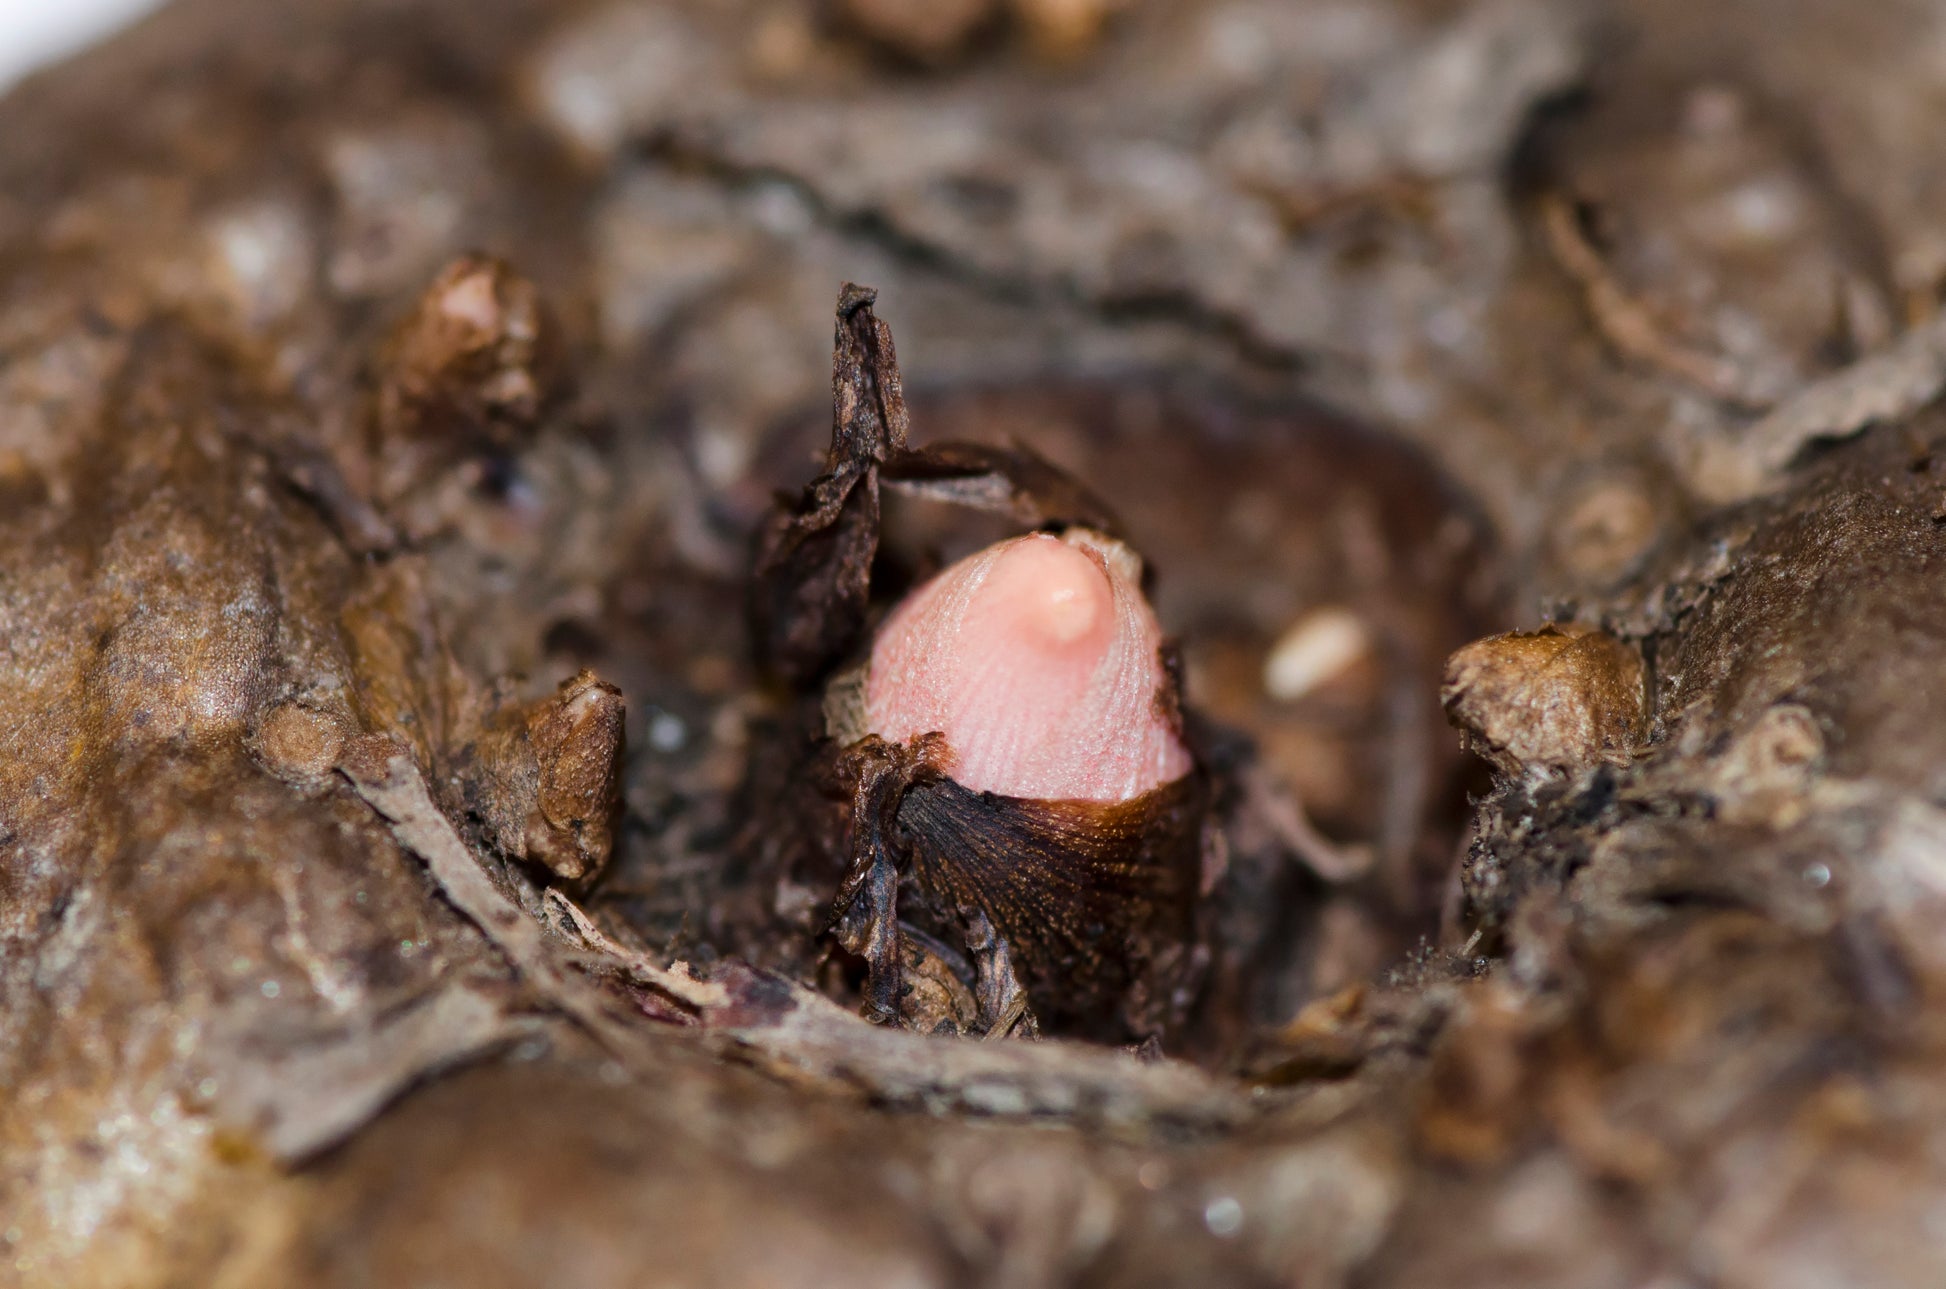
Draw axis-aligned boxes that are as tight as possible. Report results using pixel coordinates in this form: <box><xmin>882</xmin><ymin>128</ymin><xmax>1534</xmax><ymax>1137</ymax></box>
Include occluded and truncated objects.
<box><xmin>863</xmin><ymin>529</ymin><xmax>1192</xmax><ymax>802</ymax></box>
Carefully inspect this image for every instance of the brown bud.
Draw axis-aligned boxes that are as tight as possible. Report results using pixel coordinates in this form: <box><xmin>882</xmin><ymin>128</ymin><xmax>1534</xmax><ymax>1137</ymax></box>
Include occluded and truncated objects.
<box><xmin>526</xmin><ymin>672</ymin><xmax>627</xmax><ymax>880</ymax></box>
<box><xmin>1441</xmin><ymin>625</ymin><xmax>1647</xmax><ymax>780</ymax></box>
<box><xmin>253</xmin><ymin>702</ymin><xmax>349</xmax><ymax>786</ymax></box>
<box><xmin>837</xmin><ymin>0</ymin><xmax>998</xmax><ymax>64</ymax></box>
<box><xmin>372</xmin><ymin>254</ymin><xmax>564</xmax><ymax>495</ymax></box>
<box><xmin>1011</xmin><ymin>0</ymin><xmax>1127</xmax><ymax>61</ymax></box>
<box><xmin>470</xmin><ymin>670</ymin><xmax>625</xmax><ymax>882</ymax></box>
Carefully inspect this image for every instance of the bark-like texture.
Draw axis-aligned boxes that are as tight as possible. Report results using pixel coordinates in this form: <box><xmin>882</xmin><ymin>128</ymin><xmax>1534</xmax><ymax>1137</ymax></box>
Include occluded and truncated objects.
<box><xmin>6</xmin><ymin>1</ymin><xmax>1946</xmax><ymax>1285</ymax></box>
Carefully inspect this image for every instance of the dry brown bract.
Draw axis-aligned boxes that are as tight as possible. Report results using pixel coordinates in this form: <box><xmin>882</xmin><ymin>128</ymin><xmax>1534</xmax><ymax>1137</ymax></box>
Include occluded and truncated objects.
<box><xmin>1441</xmin><ymin>624</ymin><xmax>1647</xmax><ymax>780</ymax></box>
<box><xmin>466</xmin><ymin>670</ymin><xmax>627</xmax><ymax>882</ymax></box>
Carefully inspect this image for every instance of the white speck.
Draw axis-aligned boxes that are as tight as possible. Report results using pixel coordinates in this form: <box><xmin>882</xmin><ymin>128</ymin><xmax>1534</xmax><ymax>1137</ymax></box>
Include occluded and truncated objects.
<box><xmin>219</xmin><ymin>215</ymin><xmax>279</xmax><ymax>284</ymax></box>
<box><xmin>1725</xmin><ymin>178</ymin><xmax>1804</xmax><ymax>243</ymax></box>
<box><xmin>546</xmin><ymin>72</ymin><xmax>620</xmax><ymax>154</ymax></box>
<box><xmin>962</xmin><ymin>1081</ymin><xmax>1033</xmax><ymax>1117</ymax></box>
<box><xmin>197</xmin><ymin>1078</ymin><xmax>218</xmax><ymax>1099</ymax></box>
<box><xmin>693</xmin><ymin>422</ymin><xmax>752</xmax><ymax>488</ymax></box>
<box><xmin>747</xmin><ymin>181</ymin><xmax>813</xmax><ymax>236</ymax></box>
<box><xmin>209</xmin><ymin>201</ymin><xmax>314</xmax><ymax>326</ymax></box>
<box><xmin>1205</xmin><ymin>13</ymin><xmax>1271</xmax><ymax>79</ymax></box>
<box><xmin>1803</xmin><ymin>862</ymin><xmax>1832</xmax><ymax>888</ymax></box>
<box><xmin>1204</xmin><ymin>1195</ymin><xmax>1245</xmax><ymax>1237</ymax></box>
<box><xmin>260</xmin><ymin>980</ymin><xmax>281</xmax><ymax>999</ymax></box>
<box><xmin>1426</xmin><ymin>303</ymin><xmax>1474</xmax><ymax>349</ymax></box>
<box><xmin>1263</xmin><ymin>607</ymin><xmax>1372</xmax><ymax>702</ymax></box>
<box><xmin>648</xmin><ymin>711</ymin><xmax>687</xmax><ymax>753</ymax></box>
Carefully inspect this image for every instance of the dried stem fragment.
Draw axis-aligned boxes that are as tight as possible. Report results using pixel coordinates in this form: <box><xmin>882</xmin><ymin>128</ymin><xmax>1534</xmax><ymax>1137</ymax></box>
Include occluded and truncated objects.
<box><xmin>750</xmin><ymin>284</ymin><xmax>910</xmax><ymax>684</ymax></box>
<box><xmin>1732</xmin><ymin>309</ymin><xmax>1946</xmax><ymax>491</ymax></box>
<box><xmin>338</xmin><ymin>735</ymin><xmax>635</xmax><ymax>1052</ymax></box>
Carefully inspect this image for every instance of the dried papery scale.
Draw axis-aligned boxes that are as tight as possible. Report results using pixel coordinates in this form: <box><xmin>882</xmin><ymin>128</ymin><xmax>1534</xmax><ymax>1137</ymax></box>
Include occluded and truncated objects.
<box><xmin>368</xmin><ymin>254</ymin><xmax>568</xmax><ymax>508</ymax></box>
<box><xmin>750</xmin><ymin>285</ymin><xmax>1213</xmax><ymax>1042</ymax></box>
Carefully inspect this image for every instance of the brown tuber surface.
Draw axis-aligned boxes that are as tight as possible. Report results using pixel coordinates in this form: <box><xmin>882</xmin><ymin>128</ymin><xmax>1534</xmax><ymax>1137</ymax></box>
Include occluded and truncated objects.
<box><xmin>12</xmin><ymin>1</ymin><xmax>1946</xmax><ymax>1287</ymax></box>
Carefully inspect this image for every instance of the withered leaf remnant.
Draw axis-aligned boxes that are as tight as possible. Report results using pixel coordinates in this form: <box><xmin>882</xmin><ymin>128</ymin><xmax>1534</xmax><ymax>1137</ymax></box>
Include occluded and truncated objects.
<box><xmin>895</xmin><ymin>770</ymin><xmax>1206</xmax><ymax>1037</ymax></box>
<box><xmin>750</xmin><ymin>283</ymin><xmax>912</xmax><ymax>686</ymax></box>
<box><xmin>751</xmin><ymin>283</ymin><xmax>1123</xmax><ymax>688</ymax></box>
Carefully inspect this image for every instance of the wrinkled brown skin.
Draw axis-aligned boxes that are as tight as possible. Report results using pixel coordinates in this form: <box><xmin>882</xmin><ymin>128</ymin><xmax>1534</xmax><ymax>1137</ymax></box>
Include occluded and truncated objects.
<box><xmin>13</xmin><ymin>0</ymin><xmax>1946</xmax><ymax>1286</ymax></box>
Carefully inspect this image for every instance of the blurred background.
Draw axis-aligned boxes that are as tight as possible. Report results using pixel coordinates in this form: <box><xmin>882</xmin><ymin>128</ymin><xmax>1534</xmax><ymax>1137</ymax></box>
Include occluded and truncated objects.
<box><xmin>0</xmin><ymin>0</ymin><xmax>160</xmax><ymax>92</ymax></box>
